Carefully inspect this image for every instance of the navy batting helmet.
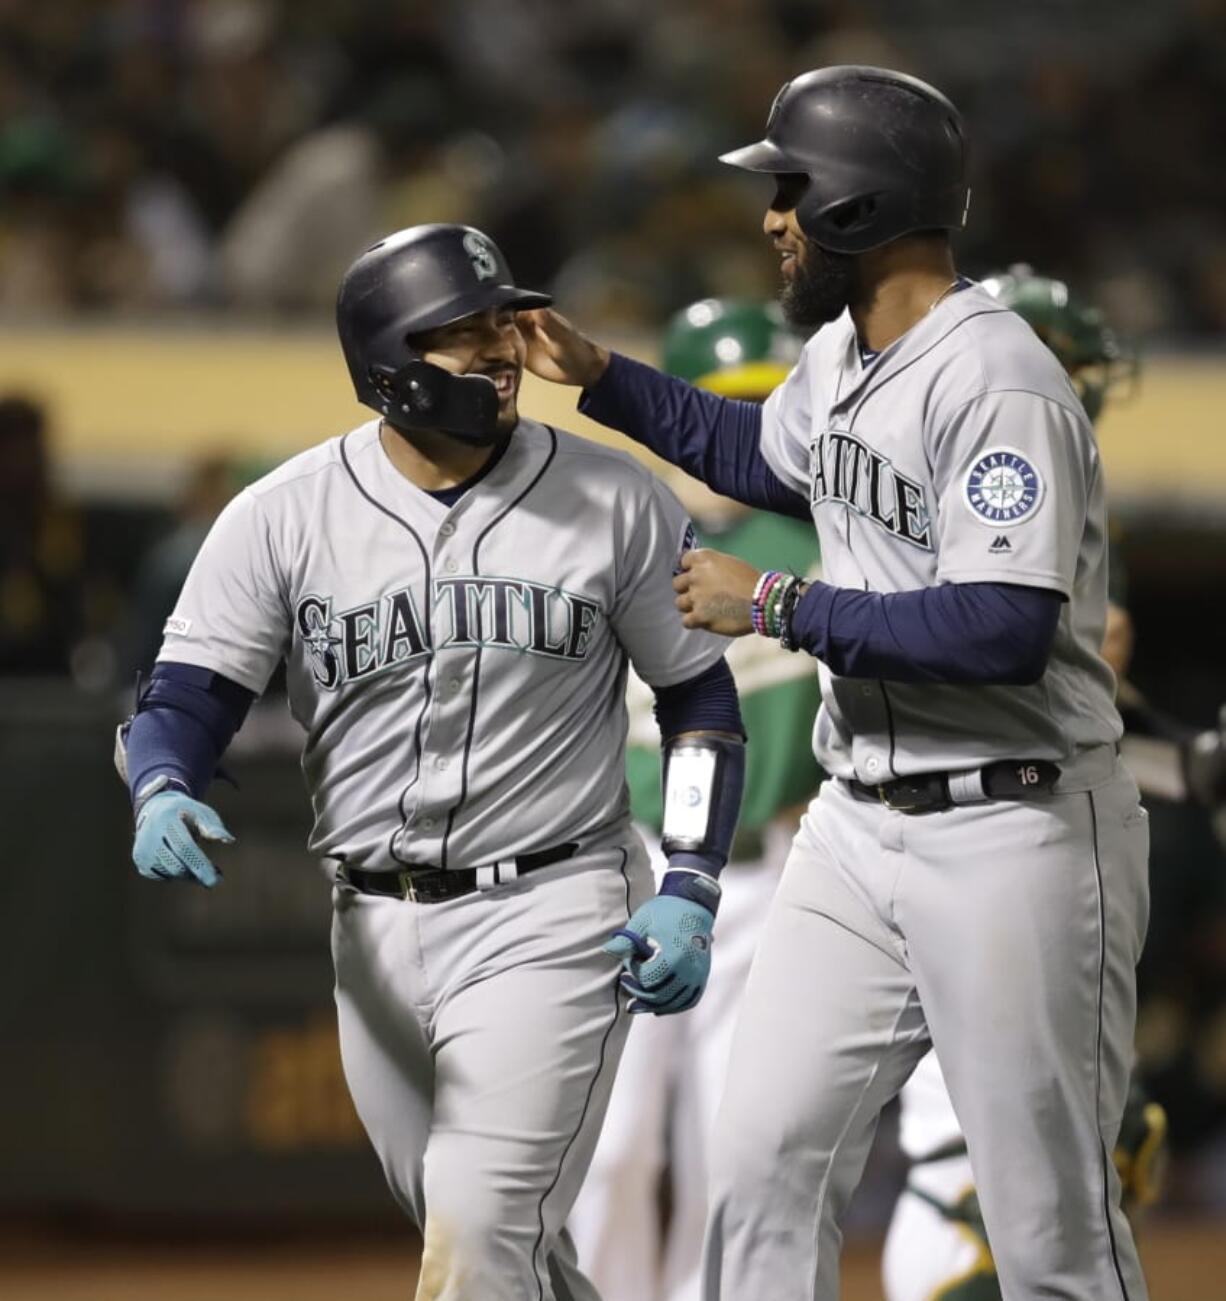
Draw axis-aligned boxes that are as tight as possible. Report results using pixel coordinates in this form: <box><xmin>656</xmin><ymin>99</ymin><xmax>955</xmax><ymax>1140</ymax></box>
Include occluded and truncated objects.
<box><xmin>336</xmin><ymin>223</ymin><xmax>552</xmax><ymax>443</ymax></box>
<box><xmin>720</xmin><ymin>66</ymin><xmax>970</xmax><ymax>255</ymax></box>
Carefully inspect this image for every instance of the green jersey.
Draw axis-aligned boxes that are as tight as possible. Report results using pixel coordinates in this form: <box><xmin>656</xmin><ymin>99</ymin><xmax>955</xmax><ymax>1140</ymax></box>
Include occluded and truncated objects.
<box><xmin>626</xmin><ymin>510</ymin><xmax>824</xmax><ymax>834</ymax></box>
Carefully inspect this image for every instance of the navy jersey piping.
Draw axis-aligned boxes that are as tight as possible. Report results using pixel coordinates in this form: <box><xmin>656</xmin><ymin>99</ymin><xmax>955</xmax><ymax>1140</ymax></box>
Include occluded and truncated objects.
<box><xmin>532</xmin><ymin>847</ymin><xmax>631</xmax><ymax>1297</ymax></box>
<box><xmin>338</xmin><ymin>432</ymin><xmax>435</xmax><ymax>868</ymax></box>
<box><xmin>846</xmin><ymin>307</ymin><xmax>1006</xmax><ymax>431</ymax></box>
<box><xmin>1088</xmin><ymin>790</ymin><xmax>1133</xmax><ymax>1300</ymax></box>
<box><xmin>439</xmin><ymin>425</ymin><xmax>560</xmax><ymax>868</ymax></box>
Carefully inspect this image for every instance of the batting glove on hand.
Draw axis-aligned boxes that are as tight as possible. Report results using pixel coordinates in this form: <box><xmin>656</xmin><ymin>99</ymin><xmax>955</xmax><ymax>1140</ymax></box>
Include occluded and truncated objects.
<box><xmin>604</xmin><ymin>895</ymin><xmax>714</xmax><ymax>1015</ymax></box>
<box><xmin>133</xmin><ymin>790</ymin><xmax>234</xmax><ymax>888</ymax></box>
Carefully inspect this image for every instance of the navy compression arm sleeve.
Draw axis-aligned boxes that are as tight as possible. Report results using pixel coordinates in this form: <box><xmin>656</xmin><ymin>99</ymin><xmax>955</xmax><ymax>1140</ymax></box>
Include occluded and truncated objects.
<box><xmin>579</xmin><ymin>352</ymin><xmax>810</xmax><ymax>520</ymax></box>
<box><xmin>125</xmin><ymin>662</ymin><xmax>255</xmax><ymax>804</ymax></box>
<box><xmin>651</xmin><ymin>657</ymin><xmax>745</xmax><ymax>740</ymax></box>
<box><xmin>790</xmin><ymin>581</ymin><xmax>1062</xmax><ymax>685</ymax></box>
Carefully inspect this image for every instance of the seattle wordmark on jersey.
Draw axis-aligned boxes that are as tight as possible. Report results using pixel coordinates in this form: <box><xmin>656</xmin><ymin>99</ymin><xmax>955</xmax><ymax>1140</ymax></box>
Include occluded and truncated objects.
<box><xmin>296</xmin><ymin>576</ymin><xmax>602</xmax><ymax>691</ymax></box>
<box><xmin>808</xmin><ymin>428</ymin><xmax>932</xmax><ymax>550</ymax></box>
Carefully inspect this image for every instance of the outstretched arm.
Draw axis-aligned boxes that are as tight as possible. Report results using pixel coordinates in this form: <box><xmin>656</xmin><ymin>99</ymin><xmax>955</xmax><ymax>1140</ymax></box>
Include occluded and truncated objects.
<box><xmin>121</xmin><ymin>662</ymin><xmax>254</xmax><ymax>886</ymax></box>
<box><xmin>671</xmin><ymin>548</ymin><xmax>1062</xmax><ymax>686</ymax></box>
<box><xmin>520</xmin><ymin>309</ymin><xmax>809</xmax><ymax>519</ymax></box>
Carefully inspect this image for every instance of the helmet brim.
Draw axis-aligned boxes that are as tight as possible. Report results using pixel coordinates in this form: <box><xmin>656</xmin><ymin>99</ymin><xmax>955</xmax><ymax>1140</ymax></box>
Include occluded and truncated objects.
<box><xmin>718</xmin><ymin>139</ymin><xmax>798</xmax><ymax>173</ymax></box>
<box><xmin>407</xmin><ymin>285</ymin><xmax>554</xmax><ymax>336</ymax></box>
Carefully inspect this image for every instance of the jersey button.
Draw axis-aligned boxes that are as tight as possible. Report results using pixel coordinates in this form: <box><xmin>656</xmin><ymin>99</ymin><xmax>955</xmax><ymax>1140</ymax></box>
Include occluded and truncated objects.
<box><xmin>436</xmin><ymin>757</ymin><xmax>449</xmax><ymax>771</ymax></box>
<box><xmin>444</xmin><ymin>558</ymin><xmax>458</xmax><ymax>573</ymax></box>
<box><xmin>861</xmin><ymin>685</ymin><xmax>873</xmax><ymax>697</ymax></box>
<box><xmin>865</xmin><ymin>757</ymin><xmax>880</xmax><ymax>776</ymax></box>
<box><xmin>420</xmin><ymin>817</ymin><xmax>435</xmax><ymax>830</ymax></box>
<box><xmin>439</xmin><ymin>522</ymin><xmax>456</xmax><ymax>537</ymax></box>
<box><xmin>448</xmin><ymin>678</ymin><xmax>462</xmax><ymax>694</ymax></box>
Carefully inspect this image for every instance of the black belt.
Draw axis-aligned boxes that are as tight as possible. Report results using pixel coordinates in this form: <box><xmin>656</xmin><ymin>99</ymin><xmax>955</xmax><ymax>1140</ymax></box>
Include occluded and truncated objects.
<box><xmin>335</xmin><ymin>842</ymin><xmax>579</xmax><ymax>903</ymax></box>
<box><xmin>846</xmin><ymin>759</ymin><xmax>1060</xmax><ymax>815</ymax></box>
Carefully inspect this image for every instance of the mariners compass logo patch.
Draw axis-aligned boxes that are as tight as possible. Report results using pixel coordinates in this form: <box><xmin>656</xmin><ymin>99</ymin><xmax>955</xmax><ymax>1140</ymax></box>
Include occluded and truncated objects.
<box><xmin>963</xmin><ymin>447</ymin><xmax>1044</xmax><ymax>527</ymax></box>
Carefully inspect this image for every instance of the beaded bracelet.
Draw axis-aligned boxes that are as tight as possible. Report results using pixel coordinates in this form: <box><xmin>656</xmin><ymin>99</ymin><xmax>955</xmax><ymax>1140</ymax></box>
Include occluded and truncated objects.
<box><xmin>751</xmin><ymin>570</ymin><xmax>787</xmax><ymax>637</ymax></box>
<box><xmin>778</xmin><ymin>576</ymin><xmax>807</xmax><ymax>651</ymax></box>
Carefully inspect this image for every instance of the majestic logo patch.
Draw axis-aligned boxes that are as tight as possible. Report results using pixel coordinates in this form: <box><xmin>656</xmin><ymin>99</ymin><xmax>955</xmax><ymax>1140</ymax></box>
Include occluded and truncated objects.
<box><xmin>964</xmin><ymin>447</ymin><xmax>1044</xmax><ymax>528</ymax></box>
<box><xmin>462</xmin><ymin>231</ymin><xmax>498</xmax><ymax>282</ymax></box>
<box><xmin>989</xmin><ymin>534</ymin><xmax>1013</xmax><ymax>553</ymax></box>
<box><xmin>809</xmin><ymin>430</ymin><xmax>933</xmax><ymax>551</ymax></box>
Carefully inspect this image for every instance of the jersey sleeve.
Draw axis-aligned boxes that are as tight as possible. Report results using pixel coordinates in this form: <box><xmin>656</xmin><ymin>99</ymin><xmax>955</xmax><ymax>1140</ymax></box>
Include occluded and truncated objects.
<box><xmin>610</xmin><ymin>474</ymin><xmax>730</xmax><ymax>689</ymax></box>
<box><xmin>930</xmin><ymin>390</ymin><xmax>1096</xmax><ymax>597</ymax></box>
<box><xmin>155</xmin><ymin>489</ymin><xmax>290</xmax><ymax>694</ymax></box>
<box><xmin>758</xmin><ymin>350</ymin><xmax>814</xmax><ymax>499</ymax></box>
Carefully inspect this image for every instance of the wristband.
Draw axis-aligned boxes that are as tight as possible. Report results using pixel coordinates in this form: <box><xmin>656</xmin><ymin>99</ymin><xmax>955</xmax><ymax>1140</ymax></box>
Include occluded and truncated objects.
<box><xmin>659</xmin><ymin>867</ymin><xmax>722</xmax><ymax>917</ymax></box>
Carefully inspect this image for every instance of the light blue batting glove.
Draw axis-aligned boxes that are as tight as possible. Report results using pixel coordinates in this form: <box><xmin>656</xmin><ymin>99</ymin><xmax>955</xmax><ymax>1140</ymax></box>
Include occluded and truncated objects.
<box><xmin>604</xmin><ymin>895</ymin><xmax>714</xmax><ymax>1015</ymax></box>
<box><xmin>133</xmin><ymin>789</ymin><xmax>234</xmax><ymax>888</ymax></box>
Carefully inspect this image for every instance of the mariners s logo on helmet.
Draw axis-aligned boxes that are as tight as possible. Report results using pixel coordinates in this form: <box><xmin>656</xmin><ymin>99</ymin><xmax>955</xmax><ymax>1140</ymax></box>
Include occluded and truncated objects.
<box><xmin>963</xmin><ymin>447</ymin><xmax>1045</xmax><ymax>528</ymax></box>
<box><xmin>463</xmin><ymin>231</ymin><xmax>499</xmax><ymax>282</ymax></box>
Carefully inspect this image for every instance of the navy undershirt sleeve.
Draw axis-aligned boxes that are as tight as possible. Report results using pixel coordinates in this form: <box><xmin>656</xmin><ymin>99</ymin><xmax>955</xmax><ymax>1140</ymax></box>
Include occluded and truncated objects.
<box><xmin>651</xmin><ymin>656</ymin><xmax>744</xmax><ymax>740</ymax></box>
<box><xmin>579</xmin><ymin>353</ymin><xmax>810</xmax><ymax>520</ymax></box>
<box><xmin>789</xmin><ymin>581</ymin><xmax>1062</xmax><ymax>685</ymax></box>
<box><xmin>125</xmin><ymin>662</ymin><xmax>255</xmax><ymax>805</ymax></box>
<box><xmin>651</xmin><ymin>657</ymin><xmax>746</xmax><ymax>879</ymax></box>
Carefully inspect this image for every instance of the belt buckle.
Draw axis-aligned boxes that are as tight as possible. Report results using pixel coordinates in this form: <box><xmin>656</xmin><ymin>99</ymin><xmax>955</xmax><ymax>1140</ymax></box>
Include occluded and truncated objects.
<box><xmin>398</xmin><ymin>868</ymin><xmax>418</xmax><ymax>903</ymax></box>
<box><xmin>878</xmin><ymin>781</ymin><xmax>923</xmax><ymax>813</ymax></box>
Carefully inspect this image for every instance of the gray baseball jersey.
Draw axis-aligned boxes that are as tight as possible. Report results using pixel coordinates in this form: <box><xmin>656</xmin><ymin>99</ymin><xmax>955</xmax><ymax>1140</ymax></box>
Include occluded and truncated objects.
<box><xmin>759</xmin><ymin>281</ymin><xmax>1120</xmax><ymax>786</ymax></box>
<box><xmin>157</xmin><ymin>417</ymin><xmax>726</xmax><ymax>869</ymax></box>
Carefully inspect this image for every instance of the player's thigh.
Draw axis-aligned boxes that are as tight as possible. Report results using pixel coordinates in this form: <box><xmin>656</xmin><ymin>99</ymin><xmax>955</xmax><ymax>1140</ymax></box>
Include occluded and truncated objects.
<box><xmin>899</xmin><ymin>774</ymin><xmax>1149</xmax><ymax>1291</ymax></box>
<box><xmin>711</xmin><ymin>809</ymin><xmax>926</xmax><ymax>1193</ymax></box>
<box><xmin>902</xmin><ymin>774</ymin><xmax>1147</xmax><ymax>1127</ymax></box>
<box><xmin>330</xmin><ymin>889</ymin><xmax>434</xmax><ymax>1220</ymax></box>
<box><xmin>422</xmin><ymin>868</ymin><xmax>634</xmax><ymax>1277</ymax></box>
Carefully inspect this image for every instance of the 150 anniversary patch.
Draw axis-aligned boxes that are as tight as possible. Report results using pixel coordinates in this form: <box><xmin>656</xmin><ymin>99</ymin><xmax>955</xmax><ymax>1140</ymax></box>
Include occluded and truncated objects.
<box><xmin>963</xmin><ymin>446</ymin><xmax>1044</xmax><ymax>527</ymax></box>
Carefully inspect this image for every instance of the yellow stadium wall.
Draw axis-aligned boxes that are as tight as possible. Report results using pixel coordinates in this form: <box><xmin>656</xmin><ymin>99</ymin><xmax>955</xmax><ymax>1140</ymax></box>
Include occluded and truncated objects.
<box><xmin>1</xmin><ymin>327</ymin><xmax>1222</xmax><ymax>503</ymax></box>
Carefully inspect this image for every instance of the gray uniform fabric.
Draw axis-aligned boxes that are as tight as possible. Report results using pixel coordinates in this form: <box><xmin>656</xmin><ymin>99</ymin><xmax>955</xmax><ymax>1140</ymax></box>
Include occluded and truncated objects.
<box><xmin>704</xmin><ymin>285</ymin><xmax>1150</xmax><ymax>1300</ymax></box>
<box><xmin>160</xmin><ymin>418</ymin><xmax>724</xmax><ymax>868</ymax></box>
<box><xmin>759</xmin><ymin>282</ymin><xmax>1120</xmax><ymax>784</ymax></box>
<box><xmin>158</xmin><ymin>416</ymin><xmax>723</xmax><ymax>1299</ymax></box>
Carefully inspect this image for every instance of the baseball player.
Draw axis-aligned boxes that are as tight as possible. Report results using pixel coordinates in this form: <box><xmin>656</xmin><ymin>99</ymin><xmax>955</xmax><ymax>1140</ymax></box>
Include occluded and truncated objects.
<box><xmin>115</xmin><ymin>223</ymin><xmax>748</xmax><ymax>1301</ymax></box>
<box><xmin>883</xmin><ymin>266</ymin><xmax>1168</xmax><ymax>1301</ymax></box>
<box><xmin>569</xmin><ymin>300</ymin><xmax>823</xmax><ymax>1301</ymax></box>
<box><xmin>523</xmin><ymin>66</ymin><xmax>1152</xmax><ymax>1300</ymax></box>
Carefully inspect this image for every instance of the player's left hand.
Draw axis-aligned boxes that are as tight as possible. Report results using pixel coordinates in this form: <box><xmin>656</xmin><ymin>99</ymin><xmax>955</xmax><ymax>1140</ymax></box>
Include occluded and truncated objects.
<box><xmin>673</xmin><ymin>548</ymin><xmax>758</xmax><ymax>636</ymax></box>
<box><xmin>133</xmin><ymin>790</ymin><xmax>235</xmax><ymax>888</ymax></box>
<box><xmin>604</xmin><ymin>895</ymin><xmax>714</xmax><ymax>1015</ymax></box>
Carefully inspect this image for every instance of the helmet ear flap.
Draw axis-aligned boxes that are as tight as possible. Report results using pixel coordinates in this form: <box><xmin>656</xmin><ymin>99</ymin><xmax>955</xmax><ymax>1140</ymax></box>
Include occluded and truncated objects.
<box><xmin>826</xmin><ymin>194</ymin><xmax>878</xmax><ymax>234</ymax></box>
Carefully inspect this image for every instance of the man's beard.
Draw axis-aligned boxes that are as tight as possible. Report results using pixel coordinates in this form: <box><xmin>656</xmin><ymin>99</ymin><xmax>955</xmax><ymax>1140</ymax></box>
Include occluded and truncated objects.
<box><xmin>780</xmin><ymin>239</ymin><xmax>855</xmax><ymax>330</ymax></box>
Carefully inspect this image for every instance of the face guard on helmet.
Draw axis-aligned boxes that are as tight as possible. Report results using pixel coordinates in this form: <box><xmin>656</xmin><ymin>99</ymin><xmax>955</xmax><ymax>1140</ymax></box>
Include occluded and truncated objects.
<box><xmin>661</xmin><ymin>298</ymin><xmax>803</xmax><ymax>400</ymax></box>
<box><xmin>720</xmin><ymin>65</ymin><xmax>971</xmax><ymax>255</ymax></box>
<box><xmin>981</xmin><ymin>264</ymin><xmax>1138</xmax><ymax>423</ymax></box>
<box><xmin>336</xmin><ymin>223</ymin><xmax>552</xmax><ymax>445</ymax></box>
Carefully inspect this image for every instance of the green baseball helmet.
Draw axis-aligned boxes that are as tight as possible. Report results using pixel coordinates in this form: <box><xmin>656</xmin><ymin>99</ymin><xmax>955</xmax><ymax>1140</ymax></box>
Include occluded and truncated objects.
<box><xmin>981</xmin><ymin>264</ymin><xmax>1137</xmax><ymax>422</ymax></box>
<box><xmin>661</xmin><ymin>299</ymin><xmax>803</xmax><ymax>400</ymax></box>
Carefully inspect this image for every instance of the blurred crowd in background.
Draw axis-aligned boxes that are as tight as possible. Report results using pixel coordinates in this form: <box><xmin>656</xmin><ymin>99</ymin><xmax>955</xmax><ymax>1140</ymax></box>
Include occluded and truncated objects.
<box><xmin>1</xmin><ymin>0</ymin><xmax>1225</xmax><ymax>334</ymax></box>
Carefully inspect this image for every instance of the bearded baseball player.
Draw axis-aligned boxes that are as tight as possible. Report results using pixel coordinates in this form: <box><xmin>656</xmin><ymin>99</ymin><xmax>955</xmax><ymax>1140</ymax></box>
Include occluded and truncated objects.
<box><xmin>116</xmin><ymin>223</ymin><xmax>747</xmax><ymax>1301</ymax></box>
<box><xmin>569</xmin><ymin>300</ymin><xmax>823</xmax><ymax>1301</ymax></box>
<box><xmin>524</xmin><ymin>66</ymin><xmax>1151</xmax><ymax>1300</ymax></box>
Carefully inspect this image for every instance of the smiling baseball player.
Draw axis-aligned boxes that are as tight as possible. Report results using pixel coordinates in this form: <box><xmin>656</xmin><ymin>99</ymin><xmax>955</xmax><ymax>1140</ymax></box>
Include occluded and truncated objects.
<box><xmin>523</xmin><ymin>67</ymin><xmax>1151</xmax><ymax>1301</ymax></box>
<box><xmin>117</xmin><ymin>223</ymin><xmax>745</xmax><ymax>1301</ymax></box>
